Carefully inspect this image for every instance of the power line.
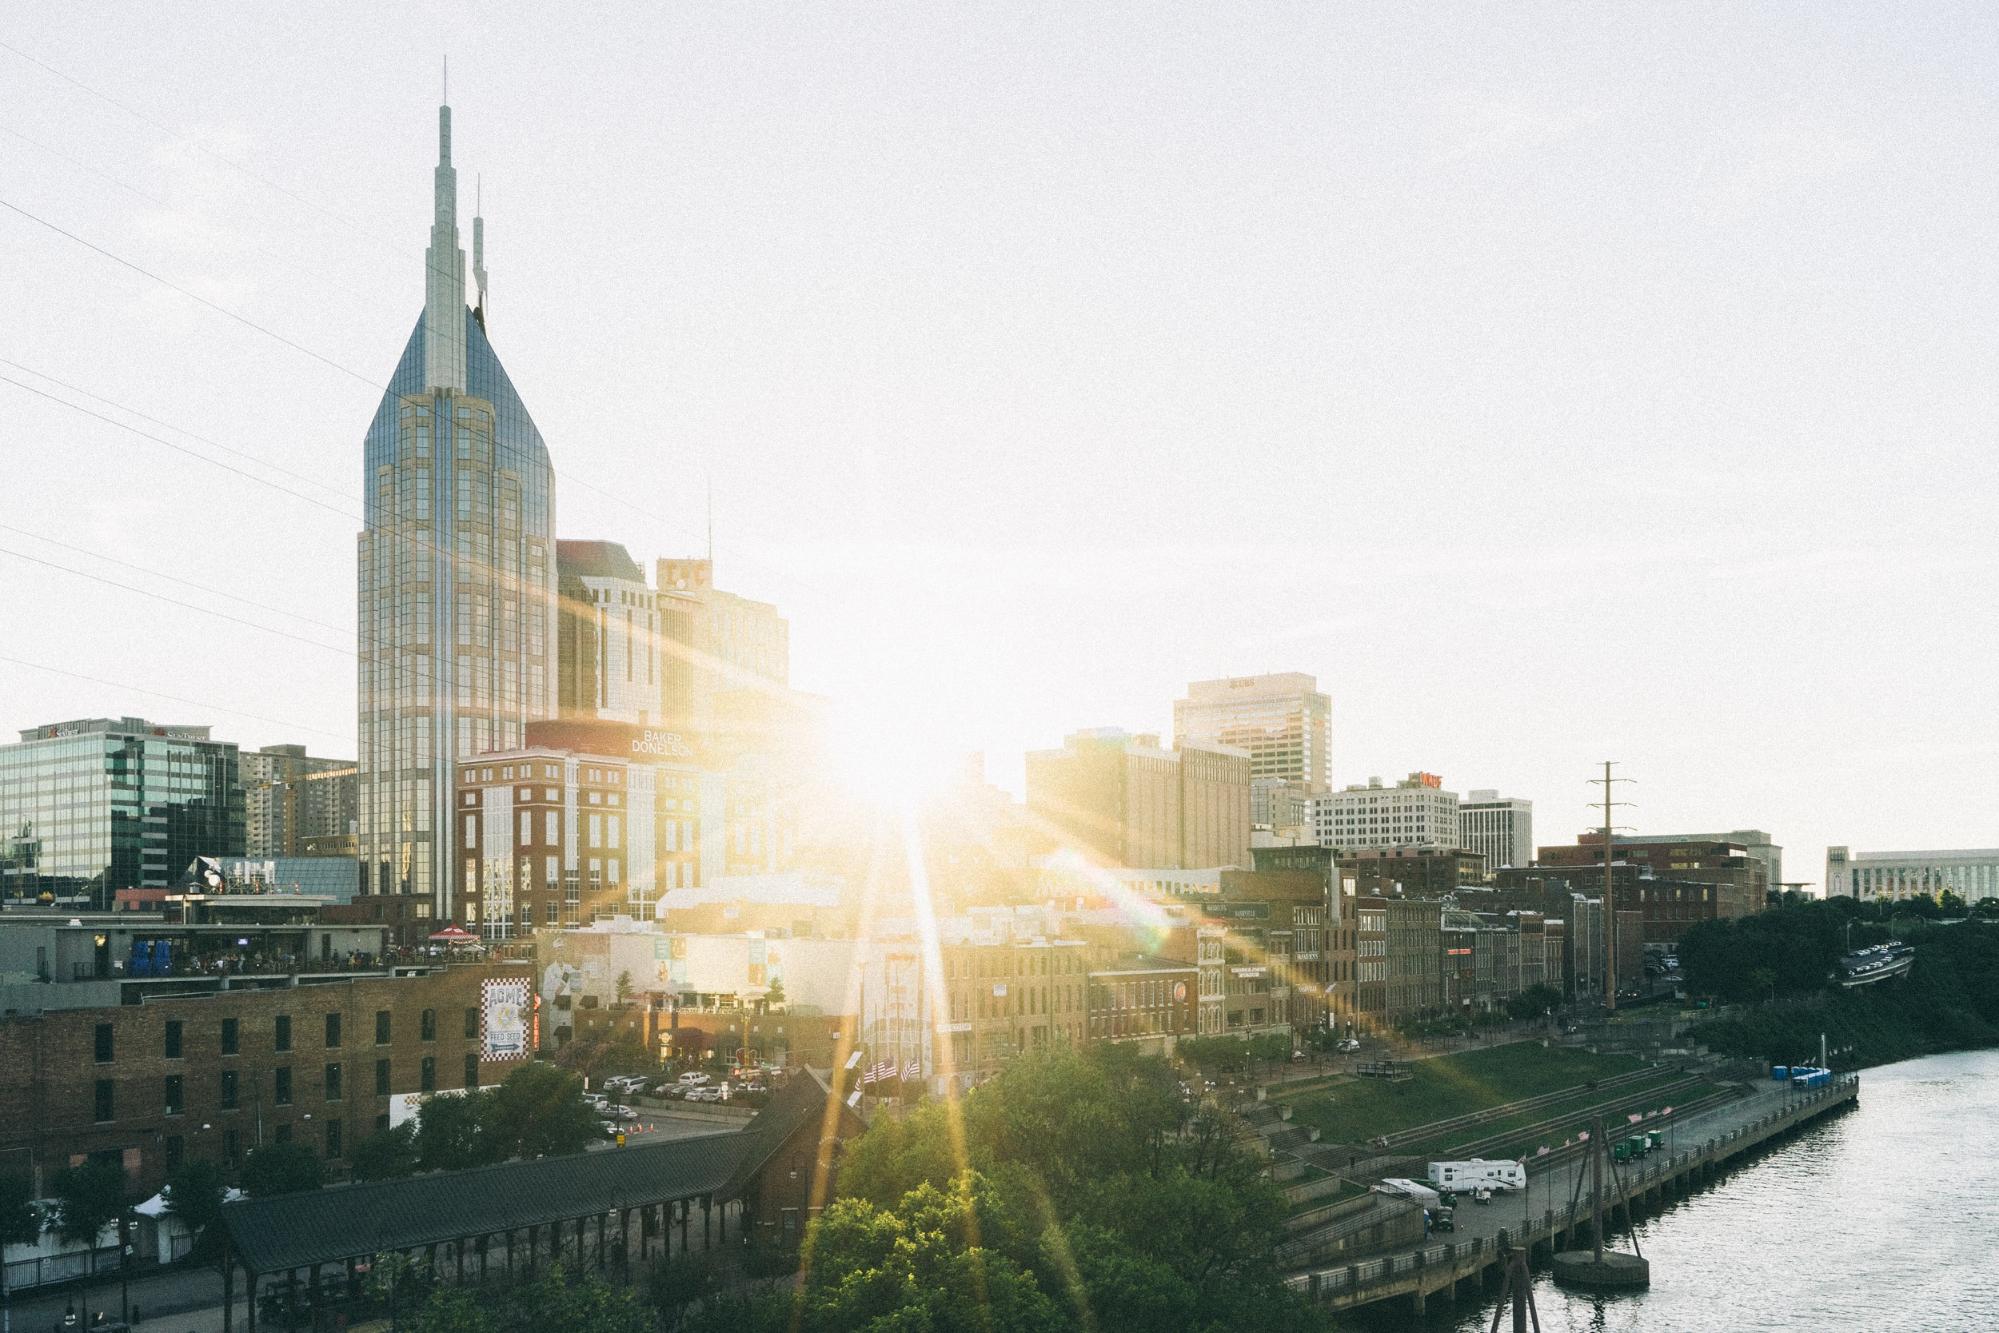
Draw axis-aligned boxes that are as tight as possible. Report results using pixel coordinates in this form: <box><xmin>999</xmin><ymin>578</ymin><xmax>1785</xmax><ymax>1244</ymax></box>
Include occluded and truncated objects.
<box><xmin>0</xmin><ymin>543</ymin><xmax>351</xmax><ymax>656</ymax></box>
<box><xmin>0</xmin><ymin>520</ymin><xmax>351</xmax><ymax>638</ymax></box>
<box><xmin>0</xmin><ymin>372</ymin><xmax>357</xmax><ymax>519</ymax></box>
<box><xmin>0</xmin><ymin>196</ymin><xmax>384</xmax><ymax>389</ymax></box>
<box><xmin>0</xmin><ymin>651</ymin><xmax>350</xmax><ymax>742</ymax></box>
<box><xmin>0</xmin><ymin>357</ymin><xmax>351</xmax><ymax>502</ymax></box>
<box><xmin>0</xmin><ymin>36</ymin><xmax>407</xmax><ymax>261</ymax></box>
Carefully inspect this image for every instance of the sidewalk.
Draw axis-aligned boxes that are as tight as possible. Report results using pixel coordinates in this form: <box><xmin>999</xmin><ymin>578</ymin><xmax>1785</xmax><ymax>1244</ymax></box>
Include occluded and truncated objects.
<box><xmin>8</xmin><ymin>1262</ymin><xmax>223</xmax><ymax>1333</ymax></box>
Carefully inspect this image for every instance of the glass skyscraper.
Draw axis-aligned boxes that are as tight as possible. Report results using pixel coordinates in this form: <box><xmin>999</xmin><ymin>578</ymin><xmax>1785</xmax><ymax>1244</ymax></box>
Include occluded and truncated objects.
<box><xmin>356</xmin><ymin>101</ymin><xmax>556</xmax><ymax>912</ymax></box>
<box><xmin>0</xmin><ymin>718</ymin><xmax>244</xmax><ymax>908</ymax></box>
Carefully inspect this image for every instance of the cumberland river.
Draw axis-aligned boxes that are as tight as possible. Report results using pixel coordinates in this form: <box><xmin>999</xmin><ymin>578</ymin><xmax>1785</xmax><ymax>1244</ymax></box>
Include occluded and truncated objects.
<box><xmin>1377</xmin><ymin>1049</ymin><xmax>1999</xmax><ymax>1333</ymax></box>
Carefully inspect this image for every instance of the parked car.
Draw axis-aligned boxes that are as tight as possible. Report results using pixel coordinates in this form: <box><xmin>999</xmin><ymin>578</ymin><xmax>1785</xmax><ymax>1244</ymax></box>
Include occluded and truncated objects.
<box><xmin>583</xmin><ymin>1092</ymin><xmax>609</xmax><ymax>1110</ymax></box>
<box><xmin>685</xmin><ymin>1085</ymin><xmax>727</xmax><ymax>1103</ymax></box>
<box><xmin>1337</xmin><ymin>1037</ymin><xmax>1362</xmax><ymax>1053</ymax></box>
<box><xmin>676</xmin><ymin>1072</ymin><xmax>712</xmax><ymax>1087</ymax></box>
<box><xmin>602</xmin><ymin>1075</ymin><xmax>650</xmax><ymax>1095</ymax></box>
<box><xmin>608</xmin><ymin>1104</ymin><xmax>639</xmax><ymax>1121</ymax></box>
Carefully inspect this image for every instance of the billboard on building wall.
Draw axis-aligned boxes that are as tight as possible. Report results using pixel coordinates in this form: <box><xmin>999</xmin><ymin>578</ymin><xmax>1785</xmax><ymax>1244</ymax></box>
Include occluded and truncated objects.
<box><xmin>482</xmin><ymin>977</ymin><xmax>531</xmax><ymax>1061</ymax></box>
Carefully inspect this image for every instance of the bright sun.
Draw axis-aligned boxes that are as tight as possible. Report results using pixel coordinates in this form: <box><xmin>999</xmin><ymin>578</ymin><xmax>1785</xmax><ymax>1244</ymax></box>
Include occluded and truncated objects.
<box><xmin>825</xmin><ymin>692</ymin><xmax>966</xmax><ymax>814</ymax></box>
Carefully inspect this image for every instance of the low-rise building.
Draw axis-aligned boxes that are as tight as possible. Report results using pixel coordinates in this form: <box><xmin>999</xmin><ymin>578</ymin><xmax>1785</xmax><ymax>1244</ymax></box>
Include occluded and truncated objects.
<box><xmin>1824</xmin><ymin>846</ymin><xmax>1999</xmax><ymax>904</ymax></box>
<box><xmin>1345</xmin><ymin>846</ymin><xmax>1486</xmax><ymax>897</ymax></box>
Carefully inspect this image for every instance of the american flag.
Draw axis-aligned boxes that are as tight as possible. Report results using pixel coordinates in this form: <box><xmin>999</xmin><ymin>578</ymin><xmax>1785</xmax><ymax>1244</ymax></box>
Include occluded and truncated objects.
<box><xmin>904</xmin><ymin>1058</ymin><xmax>920</xmax><ymax>1081</ymax></box>
<box><xmin>864</xmin><ymin>1059</ymin><xmax>893</xmax><ymax>1086</ymax></box>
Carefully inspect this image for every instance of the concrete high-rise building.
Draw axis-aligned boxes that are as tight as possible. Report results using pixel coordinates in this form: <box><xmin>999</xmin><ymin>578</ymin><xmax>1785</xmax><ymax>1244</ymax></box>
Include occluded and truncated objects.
<box><xmin>1824</xmin><ymin>846</ymin><xmax>1999</xmax><ymax>904</ymax></box>
<box><xmin>1459</xmin><ymin>789</ymin><xmax>1533</xmax><ymax>873</ymax></box>
<box><xmin>0</xmin><ymin>719</ymin><xmax>243</xmax><ymax>908</ymax></box>
<box><xmin>556</xmin><ymin>541</ymin><xmax>658</xmax><ymax>725</ymax></box>
<box><xmin>357</xmin><ymin>101</ymin><xmax>557</xmax><ymax>912</ymax></box>
<box><xmin>1025</xmin><ymin>729</ymin><xmax>1250</xmax><ymax>870</ymax></box>
<box><xmin>656</xmin><ymin>558</ymin><xmax>789</xmax><ymax>740</ymax></box>
<box><xmin>1173</xmin><ymin>673</ymin><xmax>1330</xmax><ymax>788</ymax></box>
<box><xmin>1313</xmin><ymin>772</ymin><xmax>1461</xmax><ymax>853</ymax></box>
<box><xmin>242</xmin><ymin>744</ymin><xmax>356</xmax><ymax>857</ymax></box>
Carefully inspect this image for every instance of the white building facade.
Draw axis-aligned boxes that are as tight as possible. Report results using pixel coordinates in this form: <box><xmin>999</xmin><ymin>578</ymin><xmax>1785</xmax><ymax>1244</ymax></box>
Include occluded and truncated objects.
<box><xmin>1460</xmin><ymin>790</ymin><xmax>1534</xmax><ymax>871</ymax></box>
<box><xmin>1824</xmin><ymin>846</ymin><xmax>1999</xmax><ymax>904</ymax></box>
<box><xmin>1314</xmin><ymin>773</ymin><xmax>1461</xmax><ymax>852</ymax></box>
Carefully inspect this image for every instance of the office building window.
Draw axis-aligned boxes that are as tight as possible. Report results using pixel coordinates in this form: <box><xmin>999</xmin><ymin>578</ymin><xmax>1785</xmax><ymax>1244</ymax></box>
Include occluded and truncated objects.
<box><xmin>420</xmin><ymin>1057</ymin><xmax>436</xmax><ymax>1093</ymax></box>
<box><xmin>274</xmin><ymin>1015</ymin><xmax>292</xmax><ymax>1053</ymax></box>
<box><xmin>325</xmin><ymin>1119</ymin><xmax>343</xmax><ymax>1159</ymax></box>
<box><xmin>463</xmin><ymin>1007</ymin><xmax>478</xmax><ymax>1039</ymax></box>
<box><xmin>275</xmin><ymin>1067</ymin><xmax>293</xmax><ymax>1106</ymax></box>
<box><xmin>164</xmin><ymin>1020</ymin><xmax>183</xmax><ymax>1060</ymax></box>
<box><xmin>375</xmin><ymin>1059</ymin><xmax>391</xmax><ymax>1096</ymax></box>
<box><xmin>325</xmin><ymin>1063</ymin><xmax>343</xmax><ymax>1102</ymax></box>
<box><xmin>165</xmin><ymin>1135</ymin><xmax>184</xmax><ymax>1170</ymax></box>
<box><xmin>93</xmin><ymin>1079</ymin><xmax>114</xmax><ymax>1123</ymax></box>
<box><xmin>221</xmin><ymin>1069</ymin><xmax>239</xmax><ymax>1110</ymax></box>
<box><xmin>325</xmin><ymin>1013</ymin><xmax>342</xmax><ymax>1048</ymax></box>
<box><xmin>464</xmin><ymin>1053</ymin><xmax>479</xmax><ymax>1090</ymax></box>
<box><xmin>164</xmin><ymin>1075</ymin><xmax>184</xmax><ymax>1115</ymax></box>
<box><xmin>376</xmin><ymin>1011</ymin><xmax>392</xmax><ymax>1045</ymax></box>
<box><xmin>225</xmin><ymin>1128</ymin><xmax>240</xmax><ymax>1161</ymax></box>
<box><xmin>421</xmin><ymin>1008</ymin><xmax>436</xmax><ymax>1042</ymax></box>
<box><xmin>220</xmin><ymin>1017</ymin><xmax>239</xmax><ymax>1056</ymax></box>
<box><xmin>94</xmin><ymin>1024</ymin><xmax>114</xmax><ymax>1063</ymax></box>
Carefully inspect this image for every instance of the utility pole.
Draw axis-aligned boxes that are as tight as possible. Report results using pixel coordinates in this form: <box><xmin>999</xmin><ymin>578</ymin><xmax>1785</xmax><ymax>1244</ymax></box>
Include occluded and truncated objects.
<box><xmin>1588</xmin><ymin>763</ymin><xmax>1634</xmax><ymax>1012</ymax></box>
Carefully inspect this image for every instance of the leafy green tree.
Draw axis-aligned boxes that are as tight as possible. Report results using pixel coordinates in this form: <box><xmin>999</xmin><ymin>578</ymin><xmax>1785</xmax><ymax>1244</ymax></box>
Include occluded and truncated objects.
<box><xmin>162</xmin><ymin>1159</ymin><xmax>228</xmax><ymax>1253</ymax></box>
<box><xmin>1939</xmin><ymin>890</ymin><xmax>1967</xmax><ymax>916</ymax></box>
<box><xmin>1506</xmin><ymin>984</ymin><xmax>1563</xmax><ymax>1021</ymax></box>
<box><xmin>615</xmin><ymin>971</ymin><xmax>634</xmax><ymax>1005</ymax></box>
<box><xmin>1973</xmin><ymin>897</ymin><xmax>1999</xmax><ymax>920</ymax></box>
<box><xmin>482</xmin><ymin>1060</ymin><xmax>605</xmax><ymax>1160</ymax></box>
<box><xmin>646</xmin><ymin>1253</ymin><xmax>720</xmax><ymax>1330</ymax></box>
<box><xmin>799</xmin><ymin>1044</ymin><xmax>1327</xmax><ymax>1333</ymax></box>
<box><xmin>240</xmin><ymin>1141</ymin><xmax>324</xmax><ymax>1198</ymax></box>
<box><xmin>350</xmin><ymin>1121</ymin><xmax>421</xmax><ymax>1181</ymax></box>
<box><xmin>0</xmin><ymin>1174</ymin><xmax>39</xmax><ymax>1250</ymax></box>
<box><xmin>402</xmin><ymin>1286</ymin><xmax>496</xmax><ymax>1333</ymax></box>
<box><xmin>49</xmin><ymin>1160</ymin><xmax>124</xmax><ymax>1247</ymax></box>
<box><xmin>417</xmin><ymin>1089</ymin><xmax>498</xmax><ymax>1171</ymax></box>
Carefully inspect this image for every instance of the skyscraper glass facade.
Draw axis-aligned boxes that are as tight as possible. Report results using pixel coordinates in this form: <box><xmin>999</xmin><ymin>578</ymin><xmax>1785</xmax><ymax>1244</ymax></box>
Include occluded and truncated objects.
<box><xmin>356</xmin><ymin>106</ymin><xmax>556</xmax><ymax>913</ymax></box>
<box><xmin>0</xmin><ymin>719</ymin><xmax>244</xmax><ymax>907</ymax></box>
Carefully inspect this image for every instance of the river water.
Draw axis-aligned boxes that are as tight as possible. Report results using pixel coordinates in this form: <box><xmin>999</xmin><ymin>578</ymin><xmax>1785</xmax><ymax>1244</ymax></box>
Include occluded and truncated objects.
<box><xmin>1373</xmin><ymin>1048</ymin><xmax>1999</xmax><ymax>1333</ymax></box>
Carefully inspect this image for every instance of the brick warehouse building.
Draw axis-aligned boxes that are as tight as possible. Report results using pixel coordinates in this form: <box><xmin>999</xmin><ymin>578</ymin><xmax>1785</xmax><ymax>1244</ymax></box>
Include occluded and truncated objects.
<box><xmin>0</xmin><ymin>961</ymin><xmax>532</xmax><ymax>1197</ymax></box>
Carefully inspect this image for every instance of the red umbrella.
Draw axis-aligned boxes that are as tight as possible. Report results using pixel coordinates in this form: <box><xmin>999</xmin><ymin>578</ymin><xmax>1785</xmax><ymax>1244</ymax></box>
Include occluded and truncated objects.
<box><xmin>428</xmin><ymin>925</ymin><xmax>478</xmax><ymax>943</ymax></box>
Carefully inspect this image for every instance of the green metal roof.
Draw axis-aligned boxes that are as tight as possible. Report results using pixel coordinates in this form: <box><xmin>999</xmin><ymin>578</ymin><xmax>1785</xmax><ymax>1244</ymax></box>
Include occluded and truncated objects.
<box><xmin>220</xmin><ymin>1076</ymin><xmax>842</xmax><ymax>1276</ymax></box>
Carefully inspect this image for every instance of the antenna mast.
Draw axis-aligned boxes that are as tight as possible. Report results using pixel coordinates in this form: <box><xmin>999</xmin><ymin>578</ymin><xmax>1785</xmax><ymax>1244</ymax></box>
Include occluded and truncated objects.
<box><xmin>1589</xmin><ymin>762</ymin><xmax>1635</xmax><ymax>1011</ymax></box>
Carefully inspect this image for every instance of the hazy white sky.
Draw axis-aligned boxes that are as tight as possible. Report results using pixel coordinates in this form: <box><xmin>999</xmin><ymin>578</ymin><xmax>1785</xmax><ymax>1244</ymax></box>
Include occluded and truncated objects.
<box><xmin>4</xmin><ymin>4</ymin><xmax>1996</xmax><ymax>887</ymax></box>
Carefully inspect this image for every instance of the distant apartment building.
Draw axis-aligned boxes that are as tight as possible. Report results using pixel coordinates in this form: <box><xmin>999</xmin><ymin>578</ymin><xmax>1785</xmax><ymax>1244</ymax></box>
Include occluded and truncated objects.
<box><xmin>0</xmin><ymin>719</ymin><xmax>244</xmax><ymax>909</ymax></box>
<box><xmin>1086</xmin><ymin>956</ymin><xmax>1200</xmax><ymax>1047</ymax></box>
<box><xmin>556</xmin><ymin>540</ymin><xmax>660</xmax><ymax>725</ymax></box>
<box><xmin>1025</xmin><ymin>728</ymin><xmax>1251</xmax><ymax>869</ymax></box>
<box><xmin>1824</xmin><ymin>846</ymin><xmax>1999</xmax><ymax>904</ymax></box>
<box><xmin>1459</xmin><ymin>789</ymin><xmax>1533</xmax><ymax>874</ymax></box>
<box><xmin>242</xmin><ymin>745</ymin><xmax>357</xmax><ymax>859</ymax></box>
<box><xmin>1617</xmin><ymin>829</ymin><xmax>1781</xmax><ymax>897</ymax></box>
<box><xmin>1314</xmin><ymin>772</ymin><xmax>1461</xmax><ymax>853</ymax></box>
<box><xmin>1345</xmin><ymin>847</ymin><xmax>1486</xmax><ymax>897</ymax></box>
<box><xmin>1540</xmin><ymin>835</ymin><xmax>1768</xmax><ymax>924</ymax></box>
<box><xmin>453</xmin><ymin>720</ymin><xmax>721</xmax><ymax>938</ymax></box>
<box><xmin>1173</xmin><ymin>673</ymin><xmax>1331</xmax><ymax>789</ymax></box>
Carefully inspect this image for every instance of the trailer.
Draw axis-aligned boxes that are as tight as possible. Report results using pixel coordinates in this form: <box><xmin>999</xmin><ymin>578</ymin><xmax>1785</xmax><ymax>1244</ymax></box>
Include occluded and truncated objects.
<box><xmin>1373</xmin><ymin>1177</ymin><xmax>1442</xmax><ymax>1209</ymax></box>
<box><xmin>1425</xmin><ymin>1159</ymin><xmax>1526</xmax><ymax>1193</ymax></box>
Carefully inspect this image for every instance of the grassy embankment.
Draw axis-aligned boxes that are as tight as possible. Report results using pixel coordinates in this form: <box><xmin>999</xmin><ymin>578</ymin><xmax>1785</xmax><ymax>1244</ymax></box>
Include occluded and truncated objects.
<box><xmin>1278</xmin><ymin>1042</ymin><xmax>1707</xmax><ymax>1156</ymax></box>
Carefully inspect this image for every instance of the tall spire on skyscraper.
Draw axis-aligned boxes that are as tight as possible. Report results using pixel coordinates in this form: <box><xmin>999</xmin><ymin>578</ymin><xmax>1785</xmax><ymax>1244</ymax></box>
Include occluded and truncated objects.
<box><xmin>423</xmin><ymin>96</ymin><xmax>468</xmax><ymax>392</ymax></box>
<box><xmin>473</xmin><ymin>174</ymin><xmax>488</xmax><ymax>330</ymax></box>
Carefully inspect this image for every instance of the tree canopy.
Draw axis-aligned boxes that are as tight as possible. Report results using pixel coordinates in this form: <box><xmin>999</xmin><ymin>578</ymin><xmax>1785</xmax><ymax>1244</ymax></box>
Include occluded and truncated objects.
<box><xmin>49</xmin><ymin>1160</ymin><xmax>124</xmax><ymax>1247</ymax></box>
<box><xmin>163</xmin><ymin>1159</ymin><xmax>229</xmax><ymax>1241</ymax></box>
<box><xmin>0</xmin><ymin>1174</ymin><xmax>40</xmax><ymax>1250</ymax></box>
<box><xmin>482</xmin><ymin>1060</ymin><xmax>606</xmax><ymax>1159</ymax></box>
<box><xmin>699</xmin><ymin>1044</ymin><xmax>1327</xmax><ymax>1333</ymax></box>
<box><xmin>241</xmin><ymin>1142</ymin><xmax>324</xmax><ymax>1198</ymax></box>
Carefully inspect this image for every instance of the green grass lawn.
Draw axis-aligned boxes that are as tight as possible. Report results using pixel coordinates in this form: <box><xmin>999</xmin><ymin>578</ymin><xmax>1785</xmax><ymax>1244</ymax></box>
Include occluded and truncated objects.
<box><xmin>1399</xmin><ymin>1068</ymin><xmax>1710</xmax><ymax>1158</ymax></box>
<box><xmin>1281</xmin><ymin>1042</ymin><xmax>1646</xmax><ymax>1146</ymax></box>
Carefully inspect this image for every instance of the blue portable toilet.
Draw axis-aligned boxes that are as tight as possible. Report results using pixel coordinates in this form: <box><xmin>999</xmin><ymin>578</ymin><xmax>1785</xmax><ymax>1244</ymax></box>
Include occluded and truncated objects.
<box><xmin>1772</xmin><ymin>1065</ymin><xmax>1789</xmax><ymax>1081</ymax></box>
